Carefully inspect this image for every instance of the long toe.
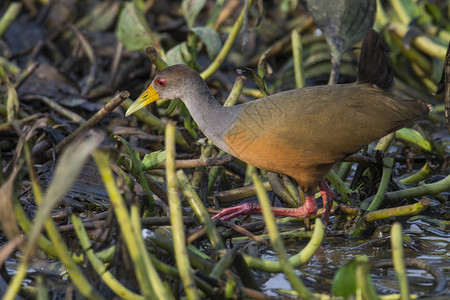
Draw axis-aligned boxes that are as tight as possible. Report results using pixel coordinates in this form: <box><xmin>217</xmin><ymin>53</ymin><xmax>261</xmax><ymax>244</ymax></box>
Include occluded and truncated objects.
<box><xmin>212</xmin><ymin>203</ymin><xmax>261</xmax><ymax>221</ymax></box>
<box><xmin>270</xmin><ymin>197</ymin><xmax>318</xmax><ymax>218</ymax></box>
<box><xmin>319</xmin><ymin>182</ymin><xmax>334</xmax><ymax>226</ymax></box>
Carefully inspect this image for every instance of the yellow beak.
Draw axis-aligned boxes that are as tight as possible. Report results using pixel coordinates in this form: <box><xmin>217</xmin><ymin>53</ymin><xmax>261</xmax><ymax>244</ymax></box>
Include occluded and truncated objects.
<box><xmin>125</xmin><ymin>84</ymin><xmax>160</xmax><ymax>116</ymax></box>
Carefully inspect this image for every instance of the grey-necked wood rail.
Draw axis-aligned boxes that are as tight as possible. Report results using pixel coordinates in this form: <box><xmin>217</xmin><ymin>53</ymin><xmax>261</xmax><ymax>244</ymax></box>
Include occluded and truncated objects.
<box><xmin>126</xmin><ymin>29</ymin><xmax>431</xmax><ymax>225</ymax></box>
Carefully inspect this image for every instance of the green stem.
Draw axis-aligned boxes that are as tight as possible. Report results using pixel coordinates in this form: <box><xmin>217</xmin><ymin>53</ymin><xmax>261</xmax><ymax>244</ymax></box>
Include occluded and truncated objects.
<box><xmin>337</xmin><ymin>161</ymin><xmax>353</xmax><ymax>181</ymax></box>
<box><xmin>0</xmin><ymin>2</ymin><xmax>22</xmax><ymax>38</ymax></box>
<box><xmin>386</xmin><ymin>174</ymin><xmax>450</xmax><ymax>202</ymax></box>
<box><xmin>177</xmin><ymin>170</ymin><xmax>225</xmax><ymax>250</ymax></box>
<box><xmin>93</xmin><ymin>151</ymin><xmax>165</xmax><ymax>299</ymax></box>
<box><xmin>166</xmin><ymin>123</ymin><xmax>200</xmax><ymax>300</ymax></box>
<box><xmin>142</xmin><ymin>229</ymin><xmax>215</xmax><ymax>274</ymax></box>
<box><xmin>291</xmin><ymin>30</ymin><xmax>305</xmax><ymax>89</ymax></box>
<box><xmin>375</xmin><ymin>0</ymin><xmax>389</xmax><ymax>28</ymax></box>
<box><xmin>364</xmin><ymin>199</ymin><xmax>429</xmax><ymax>223</ymax></box>
<box><xmin>390</xmin><ymin>0</ymin><xmax>411</xmax><ymax>24</ymax></box>
<box><xmin>374</xmin><ymin>132</ymin><xmax>395</xmax><ymax>151</ymax></box>
<box><xmin>209</xmin><ymin>250</ymin><xmax>237</xmax><ymax>278</ymax></box>
<box><xmin>146</xmin><ymin>46</ymin><xmax>169</xmax><ymax>71</ymax></box>
<box><xmin>201</xmin><ymin>0</ymin><xmax>254</xmax><ymax>79</ymax></box>
<box><xmin>267</xmin><ymin>172</ymin><xmax>298</xmax><ymax>207</ymax></box>
<box><xmin>328</xmin><ymin>51</ymin><xmax>341</xmax><ymax>85</ymax></box>
<box><xmin>399</xmin><ymin>162</ymin><xmax>433</xmax><ymax>184</ymax></box>
<box><xmin>391</xmin><ymin>223</ymin><xmax>410</xmax><ymax>300</ymax></box>
<box><xmin>243</xmin><ymin>215</ymin><xmax>324</xmax><ymax>272</ymax></box>
<box><xmin>71</xmin><ymin>215</ymin><xmax>145</xmax><ymax>300</ymax></box>
<box><xmin>224</xmin><ymin>75</ymin><xmax>246</xmax><ymax>106</ymax></box>
<box><xmin>388</xmin><ymin>23</ymin><xmax>446</xmax><ymax>59</ymax></box>
<box><xmin>121</xmin><ymin>98</ymin><xmax>190</xmax><ymax>149</ymax></box>
<box><xmin>252</xmin><ymin>171</ymin><xmax>314</xmax><ymax>299</ymax></box>
<box><xmin>367</xmin><ymin>157</ymin><xmax>394</xmax><ymax>211</ymax></box>
<box><xmin>326</xmin><ymin>169</ymin><xmax>352</xmax><ymax>202</ymax></box>
<box><xmin>356</xmin><ymin>257</ymin><xmax>379</xmax><ymax>300</ymax></box>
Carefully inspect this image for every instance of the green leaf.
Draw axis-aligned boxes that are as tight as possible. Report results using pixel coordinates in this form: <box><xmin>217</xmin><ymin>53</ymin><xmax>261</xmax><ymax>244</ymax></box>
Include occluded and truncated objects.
<box><xmin>166</xmin><ymin>42</ymin><xmax>190</xmax><ymax>66</ymax></box>
<box><xmin>332</xmin><ymin>256</ymin><xmax>368</xmax><ymax>297</ymax></box>
<box><xmin>113</xmin><ymin>134</ymin><xmax>142</xmax><ymax>173</ymax></box>
<box><xmin>182</xmin><ymin>0</ymin><xmax>207</xmax><ymax>28</ymax></box>
<box><xmin>82</xmin><ymin>2</ymin><xmax>119</xmax><ymax>32</ymax></box>
<box><xmin>191</xmin><ymin>27</ymin><xmax>222</xmax><ymax>59</ymax></box>
<box><xmin>115</xmin><ymin>2</ymin><xmax>159</xmax><ymax>51</ymax></box>
<box><xmin>179</xmin><ymin>101</ymin><xmax>198</xmax><ymax>139</ymax></box>
<box><xmin>396</xmin><ymin>128</ymin><xmax>432</xmax><ymax>151</ymax></box>
<box><xmin>306</xmin><ymin>0</ymin><xmax>376</xmax><ymax>54</ymax></box>
<box><xmin>166</xmin><ymin>98</ymin><xmax>180</xmax><ymax>116</ymax></box>
<box><xmin>142</xmin><ymin>150</ymin><xmax>166</xmax><ymax>170</ymax></box>
<box><xmin>116</xmin><ymin>163</ymin><xmax>135</xmax><ymax>191</ymax></box>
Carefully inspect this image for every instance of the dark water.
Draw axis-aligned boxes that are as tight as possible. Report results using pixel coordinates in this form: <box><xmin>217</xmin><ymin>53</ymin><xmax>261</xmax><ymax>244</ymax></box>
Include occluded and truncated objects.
<box><xmin>261</xmin><ymin>216</ymin><xmax>450</xmax><ymax>298</ymax></box>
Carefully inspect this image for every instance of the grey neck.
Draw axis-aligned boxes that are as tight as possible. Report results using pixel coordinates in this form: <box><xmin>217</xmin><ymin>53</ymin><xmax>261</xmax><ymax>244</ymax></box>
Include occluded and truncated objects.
<box><xmin>180</xmin><ymin>83</ymin><xmax>236</xmax><ymax>153</ymax></box>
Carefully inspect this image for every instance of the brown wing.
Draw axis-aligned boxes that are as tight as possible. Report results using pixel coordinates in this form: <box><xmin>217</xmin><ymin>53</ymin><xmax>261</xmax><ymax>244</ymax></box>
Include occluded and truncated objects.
<box><xmin>223</xmin><ymin>83</ymin><xmax>429</xmax><ymax>186</ymax></box>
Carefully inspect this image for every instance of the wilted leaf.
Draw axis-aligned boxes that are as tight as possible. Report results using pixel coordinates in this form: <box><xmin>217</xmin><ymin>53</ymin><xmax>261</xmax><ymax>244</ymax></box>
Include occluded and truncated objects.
<box><xmin>191</xmin><ymin>27</ymin><xmax>222</xmax><ymax>59</ymax></box>
<box><xmin>6</xmin><ymin>76</ymin><xmax>19</xmax><ymax>123</ymax></box>
<box><xmin>237</xmin><ymin>68</ymin><xmax>269</xmax><ymax>96</ymax></box>
<box><xmin>182</xmin><ymin>0</ymin><xmax>207</xmax><ymax>28</ymax></box>
<box><xmin>0</xmin><ymin>165</ymin><xmax>22</xmax><ymax>242</ymax></box>
<box><xmin>396</xmin><ymin>127</ymin><xmax>432</xmax><ymax>151</ymax></box>
<box><xmin>27</xmin><ymin>131</ymin><xmax>104</xmax><ymax>252</ymax></box>
<box><xmin>306</xmin><ymin>0</ymin><xmax>376</xmax><ymax>55</ymax></box>
<box><xmin>18</xmin><ymin>64</ymin><xmax>80</xmax><ymax>100</ymax></box>
<box><xmin>115</xmin><ymin>2</ymin><xmax>159</xmax><ymax>51</ymax></box>
<box><xmin>0</xmin><ymin>236</ymin><xmax>24</xmax><ymax>267</ymax></box>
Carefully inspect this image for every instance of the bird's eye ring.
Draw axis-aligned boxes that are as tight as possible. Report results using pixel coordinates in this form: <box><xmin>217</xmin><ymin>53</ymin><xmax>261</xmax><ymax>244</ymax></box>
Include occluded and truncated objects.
<box><xmin>156</xmin><ymin>78</ymin><xmax>166</xmax><ymax>87</ymax></box>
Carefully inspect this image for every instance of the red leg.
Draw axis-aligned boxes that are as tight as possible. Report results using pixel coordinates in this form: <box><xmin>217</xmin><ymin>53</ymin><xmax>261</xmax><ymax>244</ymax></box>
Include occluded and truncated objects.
<box><xmin>212</xmin><ymin>195</ymin><xmax>318</xmax><ymax>220</ymax></box>
<box><xmin>212</xmin><ymin>203</ymin><xmax>262</xmax><ymax>221</ymax></box>
<box><xmin>319</xmin><ymin>181</ymin><xmax>334</xmax><ymax>226</ymax></box>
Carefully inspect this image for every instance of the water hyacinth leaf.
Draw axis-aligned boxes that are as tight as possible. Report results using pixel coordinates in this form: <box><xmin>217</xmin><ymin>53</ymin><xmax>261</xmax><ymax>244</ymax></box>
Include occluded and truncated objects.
<box><xmin>306</xmin><ymin>0</ymin><xmax>376</xmax><ymax>63</ymax></box>
<box><xmin>396</xmin><ymin>127</ymin><xmax>432</xmax><ymax>151</ymax></box>
<box><xmin>182</xmin><ymin>0</ymin><xmax>207</xmax><ymax>28</ymax></box>
<box><xmin>332</xmin><ymin>256</ymin><xmax>369</xmax><ymax>297</ymax></box>
<box><xmin>115</xmin><ymin>2</ymin><xmax>159</xmax><ymax>51</ymax></box>
<box><xmin>166</xmin><ymin>42</ymin><xmax>190</xmax><ymax>66</ymax></box>
<box><xmin>191</xmin><ymin>27</ymin><xmax>222</xmax><ymax>59</ymax></box>
<box><xmin>82</xmin><ymin>1</ymin><xmax>119</xmax><ymax>32</ymax></box>
<box><xmin>142</xmin><ymin>150</ymin><xmax>166</xmax><ymax>170</ymax></box>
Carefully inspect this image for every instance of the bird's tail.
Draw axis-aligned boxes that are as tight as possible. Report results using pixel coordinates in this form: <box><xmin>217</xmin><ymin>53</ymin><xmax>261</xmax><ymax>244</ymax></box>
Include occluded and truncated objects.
<box><xmin>357</xmin><ymin>29</ymin><xmax>394</xmax><ymax>90</ymax></box>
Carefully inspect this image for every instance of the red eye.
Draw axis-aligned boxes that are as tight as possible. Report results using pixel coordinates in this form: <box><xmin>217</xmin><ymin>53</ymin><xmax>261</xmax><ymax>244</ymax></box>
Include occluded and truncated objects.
<box><xmin>156</xmin><ymin>78</ymin><xmax>165</xmax><ymax>87</ymax></box>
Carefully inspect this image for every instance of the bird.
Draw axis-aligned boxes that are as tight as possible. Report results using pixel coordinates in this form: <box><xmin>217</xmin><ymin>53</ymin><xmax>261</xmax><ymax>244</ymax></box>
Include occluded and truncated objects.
<box><xmin>125</xmin><ymin>29</ymin><xmax>431</xmax><ymax>225</ymax></box>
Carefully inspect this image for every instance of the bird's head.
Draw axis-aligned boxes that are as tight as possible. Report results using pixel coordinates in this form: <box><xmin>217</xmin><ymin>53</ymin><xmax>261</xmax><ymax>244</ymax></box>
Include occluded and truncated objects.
<box><xmin>125</xmin><ymin>64</ymin><xmax>203</xmax><ymax>116</ymax></box>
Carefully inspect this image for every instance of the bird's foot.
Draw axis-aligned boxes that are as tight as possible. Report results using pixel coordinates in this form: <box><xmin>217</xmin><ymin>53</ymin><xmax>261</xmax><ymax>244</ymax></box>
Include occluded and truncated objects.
<box><xmin>212</xmin><ymin>203</ymin><xmax>262</xmax><ymax>221</ymax></box>
<box><xmin>212</xmin><ymin>197</ymin><xmax>318</xmax><ymax>221</ymax></box>
<box><xmin>270</xmin><ymin>196</ymin><xmax>317</xmax><ymax>218</ymax></box>
<box><xmin>319</xmin><ymin>181</ymin><xmax>334</xmax><ymax>226</ymax></box>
